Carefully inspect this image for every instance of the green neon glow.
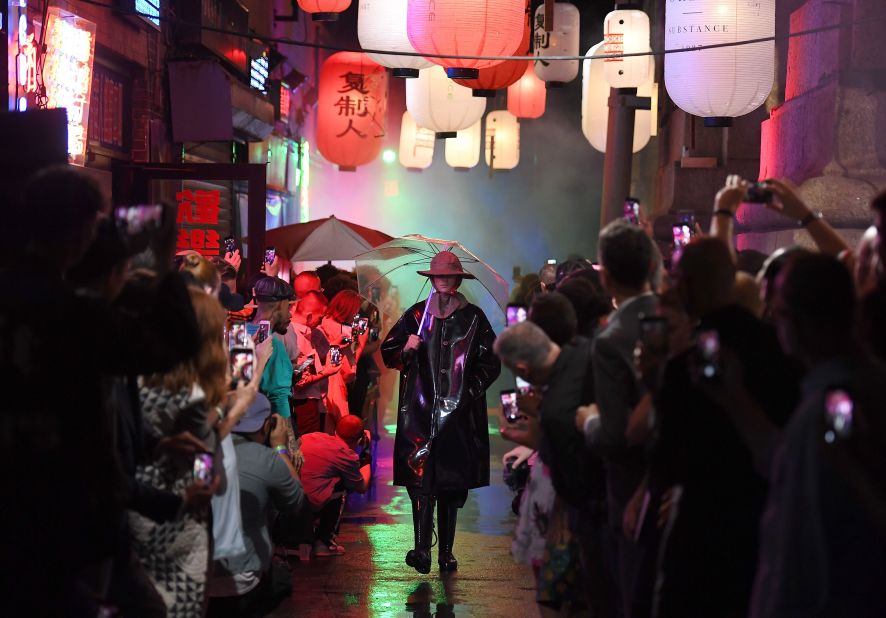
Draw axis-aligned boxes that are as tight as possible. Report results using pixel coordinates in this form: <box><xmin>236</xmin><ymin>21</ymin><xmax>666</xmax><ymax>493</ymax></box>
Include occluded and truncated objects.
<box><xmin>382</xmin><ymin>148</ymin><xmax>397</xmax><ymax>164</ymax></box>
<box><xmin>299</xmin><ymin>139</ymin><xmax>311</xmax><ymax>222</ymax></box>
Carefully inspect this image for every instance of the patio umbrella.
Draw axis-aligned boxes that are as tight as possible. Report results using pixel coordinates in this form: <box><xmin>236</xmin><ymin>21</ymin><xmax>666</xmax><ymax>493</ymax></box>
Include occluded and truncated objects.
<box><xmin>249</xmin><ymin>216</ymin><xmax>393</xmax><ymax>262</ymax></box>
<box><xmin>355</xmin><ymin>235</ymin><xmax>509</xmax><ymax>334</ymax></box>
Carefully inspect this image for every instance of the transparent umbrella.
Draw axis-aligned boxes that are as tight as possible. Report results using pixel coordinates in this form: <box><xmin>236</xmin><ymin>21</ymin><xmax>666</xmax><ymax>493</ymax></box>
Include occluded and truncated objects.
<box><xmin>355</xmin><ymin>235</ymin><xmax>509</xmax><ymax>335</ymax></box>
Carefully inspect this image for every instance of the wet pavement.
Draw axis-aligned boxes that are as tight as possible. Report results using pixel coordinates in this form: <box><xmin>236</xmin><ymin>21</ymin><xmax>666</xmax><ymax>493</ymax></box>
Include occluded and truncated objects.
<box><xmin>269</xmin><ymin>415</ymin><xmax>538</xmax><ymax>617</ymax></box>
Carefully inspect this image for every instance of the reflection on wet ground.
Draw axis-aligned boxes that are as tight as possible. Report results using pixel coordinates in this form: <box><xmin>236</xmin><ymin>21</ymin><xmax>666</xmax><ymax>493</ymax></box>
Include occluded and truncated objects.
<box><xmin>268</xmin><ymin>414</ymin><xmax>538</xmax><ymax>617</ymax></box>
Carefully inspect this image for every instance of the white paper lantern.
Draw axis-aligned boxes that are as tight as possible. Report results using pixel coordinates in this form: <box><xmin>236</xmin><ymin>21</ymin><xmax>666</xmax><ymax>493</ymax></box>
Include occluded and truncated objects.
<box><xmin>484</xmin><ymin>110</ymin><xmax>520</xmax><ymax>170</ymax></box>
<box><xmin>665</xmin><ymin>0</ymin><xmax>775</xmax><ymax>125</ymax></box>
<box><xmin>406</xmin><ymin>65</ymin><xmax>487</xmax><ymax>138</ymax></box>
<box><xmin>582</xmin><ymin>41</ymin><xmax>653</xmax><ymax>153</ymax></box>
<box><xmin>445</xmin><ymin>120</ymin><xmax>482</xmax><ymax>169</ymax></box>
<box><xmin>399</xmin><ymin>111</ymin><xmax>435</xmax><ymax>169</ymax></box>
<box><xmin>358</xmin><ymin>0</ymin><xmax>433</xmax><ymax>78</ymax></box>
<box><xmin>602</xmin><ymin>9</ymin><xmax>650</xmax><ymax>88</ymax></box>
<box><xmin>533</xmin><ymin>2</ymin><xmax>580</xmax><ymax>86</ymax></box>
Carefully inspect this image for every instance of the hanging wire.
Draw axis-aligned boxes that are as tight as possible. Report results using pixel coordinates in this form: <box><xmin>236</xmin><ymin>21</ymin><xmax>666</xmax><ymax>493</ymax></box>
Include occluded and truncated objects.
<box><xmin>72</xmin><ymin>0</ymin><xmax>886</xmax><ymax>64</ymax></box>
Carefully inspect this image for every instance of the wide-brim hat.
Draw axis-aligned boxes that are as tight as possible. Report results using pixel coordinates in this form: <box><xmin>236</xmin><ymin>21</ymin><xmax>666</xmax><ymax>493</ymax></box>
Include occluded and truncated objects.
<box><xmin>417</xmin><ymin>251</ymin><xmax>475</xmax><ymax>279</ymax></box>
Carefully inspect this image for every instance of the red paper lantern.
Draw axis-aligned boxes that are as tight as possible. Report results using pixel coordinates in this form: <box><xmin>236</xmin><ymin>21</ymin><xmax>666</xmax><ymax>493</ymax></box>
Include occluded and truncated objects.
<box><xmin>317</xmin><ymin>52</ymin><xmax>388</xmax><ymax>171</ymax></box>
<box><xmin>407</xmin><ymin>0</ymin><xmax>525</xmax><ymax>80</ymax></box>
<box><xmin>507</xmin><ymin>63</ymin><xmax>546</xmax><ymax>119</ymax></box>
<box><xmin>452</xmin><ymin>5</ymin><xmax>531</xmax><ymax>97</ymax></box>
<box><xmin>298</xmin><ymin>0</ymin><xmax>351</xmax><ymax>22</ymax></box>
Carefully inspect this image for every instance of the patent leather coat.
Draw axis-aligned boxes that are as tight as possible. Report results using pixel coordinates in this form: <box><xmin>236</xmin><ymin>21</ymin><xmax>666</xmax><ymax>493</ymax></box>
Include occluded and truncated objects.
<box><xmin>381</xmin><ymin>301</ymin><xmax>501</xmax><ymax>491</ymax></box>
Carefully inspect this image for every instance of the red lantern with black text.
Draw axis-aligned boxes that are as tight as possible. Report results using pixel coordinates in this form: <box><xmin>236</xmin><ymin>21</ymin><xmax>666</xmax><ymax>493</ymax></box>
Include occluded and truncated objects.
<box><xmin>317</xmin><ymin>52</ymin><xmax>388</xmax><ymax>171</ymax></box>
<box><xmin>453</xmin><ymin>4</ymin><xmax>531</xmax><ymax>97</ymax></box>
<box><xmin>407</xmin><ymin>0</ymin><xmax>525</xmax><ymax>79</ymax></box>
<box><xmin>507</xmin><ymin>63</ymin><xmax>546</xmax><ymax>119</ymax></box>
<box><xmin>298</xmin><ymin>0</ymin><xmax>351</xmax><ymax>22</ymax></box>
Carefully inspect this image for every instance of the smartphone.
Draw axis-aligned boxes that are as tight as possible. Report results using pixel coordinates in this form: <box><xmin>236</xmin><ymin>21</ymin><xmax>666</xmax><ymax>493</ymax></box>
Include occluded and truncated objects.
<box><xmin>696</xmin><ymin>330</ymin><xmax>720</xmax><ymax>379</ymax></box>
<box><xmin>264</xmin><ymin>246</ymin><xmax>276</xmax><ymax>265</ymax></box>
<box><xmin>546</xmin><ymin>258</ymin><xmax>557</xmax><ymax>265</ymax></box>
<box><xmin>744</xmin><ymin>182</ymin><xmax>773</xmax><ymax>204</ymax></box>
<box><xmin>193</xmin><ymin>452</ymin><xmax>214</xmax><ymax>483</ymax></box>
<box><xmin>352</xmin><ymin>315</ymin><xmax>369</xmax><ymax>336</ymax></box>
<box><xmin>369</xmin><ymin>327</ymin><xmax>380</xmax><ymax>342</ymax></box>
<box><xmin>516</xmin><ymin>376</ymin><xmax>532</xmax><ymax>396</ymax></box>
<box><xmin>113</xmin><ymin>204</ymin><xmax>164</xmax><ymax>235</ymax></box>
<box><xmin>672</xmin><ymin>211</ymin><xmax>696</xmax><ymax>249</ymax></box>
<box><xmin>230</xmin><ymin>347</ymin><xmax>255</xmax><ymax>387</ymax></box>
<box><xmin>295</xmin><ymin>355</ymin><xmax>315</xmax><ymax>374</ymax></box>
<box><xmin>253</xmin><ymin>320</ymin><xmax>271</xmax><ymax>344</ymax></box>
<box><xmin>624</xmin><ymin>197</ymin><xmax>641</xmax><ymax>225</ymax></box>
<box><xmin>639</xmin><ymin>316</ymin><xmax>669</xmax><ymax>355</ymax></box>
<box><xmin>330</xmin><ymin>346</ymin><xmax>342</xmax><ymax>366</ymax></box>
<box><xmin>228</xmin><ymin>322</ymin><xmax>249</xmax><ymax>349</ymax></box>
<box><xmin>501</xmin><ymin>389</ymin><xmax>520</xmax><ymax>423</ymax></box>
<box><xmin>223</xmin><ymin>235</ymin><xmax>237</xmax><ymax>254</ymax></box>
<box><xmin>506</xmin><ymin>304</ymin><xmax>528</xmax><ymax>327</ymax></box>
<box><xmin>824</xmin><ymin>388</ymin><xmax>853</xmax><ymax>442</ymax></box>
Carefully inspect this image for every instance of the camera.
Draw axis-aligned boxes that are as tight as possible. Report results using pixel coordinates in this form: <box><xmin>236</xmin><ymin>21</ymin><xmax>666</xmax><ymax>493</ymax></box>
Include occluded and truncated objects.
<box><xmin>744</xmin><ymin>182</ymin><xmax>773</xmax><ymax>204</ymax></box>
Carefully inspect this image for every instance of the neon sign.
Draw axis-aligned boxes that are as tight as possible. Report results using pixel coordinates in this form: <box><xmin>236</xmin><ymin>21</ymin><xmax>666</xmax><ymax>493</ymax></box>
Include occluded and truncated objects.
<box><xmin>250</xmin><ymin>53</ymin><xmax>269</xmax><ymax>93</ymax></box>
<box><xmin>42</xmin><ymin>7</ymin><xmax>96</xmax><ymax>165</ymax></box>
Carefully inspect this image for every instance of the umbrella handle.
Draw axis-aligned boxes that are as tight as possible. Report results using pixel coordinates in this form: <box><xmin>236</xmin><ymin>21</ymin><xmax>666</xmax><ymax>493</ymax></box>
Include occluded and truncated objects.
<box><xmin>416</xmin><ymin>289</ymin><xmax>434</xmax><ymax>335</ymax></box>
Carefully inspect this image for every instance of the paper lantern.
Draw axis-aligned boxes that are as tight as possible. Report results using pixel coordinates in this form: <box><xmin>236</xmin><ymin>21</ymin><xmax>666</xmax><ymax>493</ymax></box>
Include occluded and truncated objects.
<box><xmin>445</xmin><ymin>121</ymin><xmax>482</xmax><ymax>169</ymax></box>
<box><xmin>407</xmin><ymin>0</ymin><xmax>525</xmax><ymax>79</ymax></box>
<box><xmin>665</xmin><ymin>0</ymin><xmax>775</xmax><ymax>126</ymax></box>
<box><xmin>317</xmin><ymin>52</ymin><xmax>388</xmax><ymax>171</ymax></box>
<box><xmin>581</xmin><ymin>41</ymin><xmax>653</xmax><ymax>153</ymax></box>
<box><xmin>485</xmin><ymin>111</ymin><xmax>520</xmax><ymax>170</ymax></box>
<box><xmin>602</xmin><ymin>9</ymin><xmax>651</xmax><ymax>88</ymax></box>
<box><xmin>453</xmin><ymin>3</ymin><xmax>531</xmax><ymax>97</ymax></box>
<box><xmin>507</xmin><ymin>63</ymin><xmax>546</xmax><ymax>119</ymax></box>
<box><xmin>358</xmin><ymin>0</ymin><xmax>433</xmax><ymax>78</ymax></box>
<box><xmin>298</xmin><ymin>0</ymin><xmax>351</xmax><ymax>21</ymax></box>
<box><xmin>406</xmin><ymin>65</ymin><xmax>486</xmax><ymax>139</ymax></box>
<box><xmin>399</xmin><ymin>111</ymin><xmax>435</xmax><ymax>170</ymax></box>
<box><xmin>533</xmin><ymin>2</ymin><xmax>580</xmax><ymax>87</ymax></box>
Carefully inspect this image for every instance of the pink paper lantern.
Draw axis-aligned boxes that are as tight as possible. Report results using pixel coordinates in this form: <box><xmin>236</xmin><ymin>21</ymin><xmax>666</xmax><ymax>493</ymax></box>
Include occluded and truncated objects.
<box><xmin>507</xmin><ymin>63</ymin><xmax>546</xmax><ymax>119</ymax></box>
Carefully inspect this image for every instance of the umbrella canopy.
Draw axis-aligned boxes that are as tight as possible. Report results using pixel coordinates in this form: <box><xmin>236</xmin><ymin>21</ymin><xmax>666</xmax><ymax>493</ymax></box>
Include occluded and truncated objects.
<box><xmin>251</xmin><ymin>216</ymin><xmax>393</xmax><ymax>262</ymax></box>
<box><xmin>356</xmin><ymin>235</ymin><xmax>509</xmax><ymax>334</ymax></box>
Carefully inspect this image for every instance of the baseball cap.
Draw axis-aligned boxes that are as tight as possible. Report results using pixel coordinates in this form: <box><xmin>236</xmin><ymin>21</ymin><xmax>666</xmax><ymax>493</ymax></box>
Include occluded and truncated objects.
<box><xmin>254</xmin><ymin>276</ymin><xmax>295</xmax><ymax>302</ymax></box>
<box><xmin>335</xmin><ymin>415</ymin><xmax>364</xmax><ymax>441</ymax></box>
<box><xmin>233</xmin><ymin>393</ymin><xmax>272</xmax><ymax>433</ymax></box>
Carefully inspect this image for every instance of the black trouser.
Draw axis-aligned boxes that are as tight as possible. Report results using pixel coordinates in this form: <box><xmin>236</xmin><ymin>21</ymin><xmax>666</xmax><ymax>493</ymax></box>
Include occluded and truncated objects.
<box><xmin>315</xmin><ymin>494</ymin><xmax>346</xmax><ymax>544</ymax></box>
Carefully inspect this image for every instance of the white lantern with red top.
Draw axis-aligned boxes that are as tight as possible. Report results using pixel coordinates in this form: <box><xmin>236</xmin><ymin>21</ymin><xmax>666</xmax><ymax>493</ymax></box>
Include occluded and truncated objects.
<box><xmin>602</xmin><ymin>9</ymin><xmax>651</xmax><ymax>89</ymax></box>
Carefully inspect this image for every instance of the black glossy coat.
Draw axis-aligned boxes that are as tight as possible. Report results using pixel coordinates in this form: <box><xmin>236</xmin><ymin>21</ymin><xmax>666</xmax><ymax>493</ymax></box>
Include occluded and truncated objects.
<box><xmin>381</xmin><ymin>301</ymin><xmax>501</xmax><ymax>491</ymax></box>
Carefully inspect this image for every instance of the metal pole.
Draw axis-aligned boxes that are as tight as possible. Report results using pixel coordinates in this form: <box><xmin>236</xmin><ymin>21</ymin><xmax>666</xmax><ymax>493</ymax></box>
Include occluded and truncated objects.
<box><xmin>600</xmin><ymin>87</ymin><xmax>639</xmax><ymax>228</ymax></box>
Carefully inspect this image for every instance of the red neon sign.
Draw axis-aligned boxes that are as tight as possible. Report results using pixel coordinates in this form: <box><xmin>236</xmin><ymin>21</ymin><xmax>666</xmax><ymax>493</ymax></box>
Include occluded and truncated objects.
<box><xmin>176</xmin><ymin>189</ymin><xmax>223</xmax><ymax>256</ymax></box>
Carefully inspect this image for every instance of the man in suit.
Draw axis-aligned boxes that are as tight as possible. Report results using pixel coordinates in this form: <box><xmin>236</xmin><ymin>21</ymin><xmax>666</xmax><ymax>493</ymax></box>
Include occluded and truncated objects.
<box><xmin>579</xmin><ymin>220</ymin><xmax>657</xmax><ymax>617</ymax></box>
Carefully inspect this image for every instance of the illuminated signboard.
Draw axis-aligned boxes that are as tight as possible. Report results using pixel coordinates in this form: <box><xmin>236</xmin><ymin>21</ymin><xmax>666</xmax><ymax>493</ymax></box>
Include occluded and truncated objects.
<box><xmin>176</xmin><ymin>188</ymin><xmax>223</xmax><ymax>256</ymax></box>
<box><xmin>250</xmin><ymin>53</ymin><xmax>269</xmax><ymax>93</ymax></box>
<box><xmin>135</xmin><ymin>0</ymin><xmax>161</xmax><ymax>28</ymax></box>
<box><xmin>279</xmin><ymin>81</ymin><xmax>291</xmax><ymax>123</ymax></box>
<box><xmin>7</xmin><ymin>2</ymin><xmax>37</xmax><ymax>112</ymax></box>
<box><xmin>42</xmin><ymin>7</ymin><xmax>96</xmax><ymax>166</ymax></box>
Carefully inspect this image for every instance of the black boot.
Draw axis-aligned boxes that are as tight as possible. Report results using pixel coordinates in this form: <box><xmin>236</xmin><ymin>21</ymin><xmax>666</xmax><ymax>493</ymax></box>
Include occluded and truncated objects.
<box><xmin>405</xmin><ymin>495</ymin><xmax>435</xmax><ymax>574</ymax></box>
<box><xmin>437</xmin><ymin>499</ymin><xmax>459</xmax><ymax>572</ymax></box>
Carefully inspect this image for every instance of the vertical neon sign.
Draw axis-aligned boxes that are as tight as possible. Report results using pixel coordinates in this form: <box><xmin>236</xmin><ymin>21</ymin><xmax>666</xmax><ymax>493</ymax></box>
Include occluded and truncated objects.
<box><xmin>42</xmin><ymin>7</ymin><xmax>96</xmax><ymax>165</ymax></box>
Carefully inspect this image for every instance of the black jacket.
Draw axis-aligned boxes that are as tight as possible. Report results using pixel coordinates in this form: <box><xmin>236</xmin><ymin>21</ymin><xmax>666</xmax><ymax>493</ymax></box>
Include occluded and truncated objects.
<box><xmin>382</xmin><ymin>300</ymin><xmax>500</xmax><ymax>490</ymax></box>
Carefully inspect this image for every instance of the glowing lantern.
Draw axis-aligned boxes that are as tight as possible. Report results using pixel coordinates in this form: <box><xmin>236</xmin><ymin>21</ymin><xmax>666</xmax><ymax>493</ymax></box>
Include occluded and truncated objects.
<box><xmin>399</xmin><ymin>111</ymin><xmax>435</xmax><ymax>170</ymax></box>
<box><xmin>507</xmin><ymin>64</ymin><xmax>546</xmax><ymax>119</ymax></box>
<box><xmin>445</xmin><ymin>121</ymin><xmax>482</xmax><ymax>169</ymax></box>
<box><xmin>407</xmin><ymin>0</ymin><xmax>525</xmax><ymax>79</ymax></box>
<box><xmin>602</xmin><ymin>9</ymin><xmax>650</xmax><ymax>88</ymax></box>
<box><xmin>358</xmin><ymin>0</ymin><xmax>433</xmax><ymax>78</ymax></box>
<box><xmin>453</xmin><ymin>3</ymin><xmax>531</xmax><ymax>97</ymax></box>
<box><xmin>582</xmin><ymin>42</ymin><xmax>653</xmax><ymax>153</ymax></box>
<box><xmin>665</xmin><ymin>0</ymin><xmax>775</xmax><ymax>126</ymax></box>
<box><xmin>317</xmin><ymin>52</ymin><xmax>388</xmax><ymax>171</ymax></box>
<box><xmin>406</xmin><ymin>65</ymin><xmax>486</xmax><ymax>139</ymax></box>
<box><xmin>485</xmin><ymin>111</ymin><xmax>520</xmax><ymax>170</ymax></box>
<box><xmin>297</xmin><ymin>0</ymin><xmax>351</xmax><ymax>22</ymax></box>
<box><xmin>533</xmin><ymin>2</ymin><xmax>580</xmax><ymax>87</ymax></box>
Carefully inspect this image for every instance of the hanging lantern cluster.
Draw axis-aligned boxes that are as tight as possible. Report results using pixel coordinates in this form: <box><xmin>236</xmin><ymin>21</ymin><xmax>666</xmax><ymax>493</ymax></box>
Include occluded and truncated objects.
<box><xmin>664</xmin><ymin>0</ymin><xmax>775</xmax><ymax>126</ymax></box>
<box><xmin>317</xmin><ymin>52</ymin><xmax>388</xmax><ymax>171</ymax></box>
<box><xmin>508</xmin><ymin>63</ymin><xmax>546</xmax><ymax>119</ymax></box>
<box><xmin>533</xmin><ymin>2</ymin><xmax>580</xmax><ymax>87</ymax></box>
<box><xmin>407</xmin><ymin>0</ymin><xmax>526</xmax><ymax>79</ymax></box>
<box><xmin>358</xmin><ymin>0</ymin><xmax>433</xmax><ymax>78</ymax></box>
<box><xmin>297</xmin><ymin>0</ymin><xmax>351</xmax><ymax>22</ymax></box>
<box><xmin>445</xmin><ymin>121</ymin><xmax>482</xmax><ymax>170</ymax></box>
<box><xmin>406</xmin><ymin>65</ymin><xmax>486</xmax><ymax>139</ymax></box>
<box><xmin>399</xmin><ymin>111</ymin><xmax>436</xmax><ymax>170</ymax></box>
<box><xmin>485</xmin><ymin>111</ymin><xmax>520</xmax><ymax>170</ymax></box>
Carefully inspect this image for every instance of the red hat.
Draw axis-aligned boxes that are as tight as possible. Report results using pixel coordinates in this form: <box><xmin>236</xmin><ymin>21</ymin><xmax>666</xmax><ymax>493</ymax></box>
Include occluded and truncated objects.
<box><xmin>417</xmin><ymin>251</ymin><xmax>475</xmax><ymax>279</ymax></box>
<box><xmin>335</xmin><ymin>415</ymin><xmax>365</xmax><ymax>441</ymax></box>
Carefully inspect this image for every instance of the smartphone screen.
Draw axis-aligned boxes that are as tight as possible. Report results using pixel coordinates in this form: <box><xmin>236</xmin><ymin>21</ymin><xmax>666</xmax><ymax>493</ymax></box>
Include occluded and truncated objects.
<box><xmin>673</xmin><ymin>211</ymin><xmax>696</xmax><ymax>249</ymax></box>
<box><xmin>223</xmin><ymin>236</ymin><xmax>236</xmax><ymax>254</ymax></box>
<box><xmin>639</xmin><ymin>316</ymin><xmax>669</xmax><ymax>354</ymax></box>
<box><xmin>697</xmin><ymin>330</ymin><xmax>720</xmax><ymax>379</ymax></box>
<box><xmin>546</xmin><ymin>258</ymin><xmax>557</xmax><ymax>265</ymax></box>
<box><xmin>824</xmin><ymin>389</ymin><xmax>853</xmax><ymax>442</ymax></box>
<box><xmin>264</xmin><ymin>247</ymin><xmax>276</xmax><ymax>265</ymax></box>
<box><xmin>114</xmin><ymin>204</ymin><xmax>164</xmax><ymax>235</ymax></box>
<box><xmin>506</xmin><ymin>304</ymin><xmax>528</xmax><ymax>326</ymax></box>
<box><xmin>330</xmin><ymin>346</ymin><xmax>342</xmax><ymax>366</ymax></box>
<box><xmin>253</xmin><ymin>320</ymin><xmax>271</xmax><ymax>344</ymax></box>
<box><xmin>500</xmin><ymin>389</ymin><xmax>519</xmax><ymax>423</ymax></box>
<box><xmin>516</xmin><ymin>376</ymin><xmax>532</xmax><ymax>396</ymax></box>
<box><xmin>230</xmin><ymin>347</ymin><xmax>255</xmax><ymax>387</ymax></box>
<box><xmin>228</xmin><ymin>322</ymin><xmax>249</xmax><ymax>349</ymax></box>
<box><xmin>624</xmin><ymin>197</ymin><xmax>641</xmax><ymax>225</ymax></box>
<box><xmin>193</xmin><ymin>452</ymin><xmax>214</xmax><ymax>483</ymax></box>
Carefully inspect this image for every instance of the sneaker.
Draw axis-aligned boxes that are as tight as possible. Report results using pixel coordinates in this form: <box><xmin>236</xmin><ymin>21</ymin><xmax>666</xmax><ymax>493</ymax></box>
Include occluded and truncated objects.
<box><xmin>313</xmin><ymin>540</ymin><xmax>346</xmax><ymax>557</ymax></box>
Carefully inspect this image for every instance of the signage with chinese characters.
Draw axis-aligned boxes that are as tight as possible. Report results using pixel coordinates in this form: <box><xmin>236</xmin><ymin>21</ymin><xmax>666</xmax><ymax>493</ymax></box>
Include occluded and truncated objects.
<box><xmin>176</xmin><ymin>188</ymin><xmax>223</xmax><ymax>256</ymax></box>
<box><xmin>89</xmin><ymin>64</ymin><xmax>130</xmax><ymax>152</ymax></box>
<box><xmin>42</xmin><ymin>7</ymin><xmax>96</xmax><ymax>166</ymax></box>
<box><xmin>279</xmin><ymin>82</ymin><xmax>291</xmax><ymax>123</ymax></box>
<box><xmin>7</xmin><ymin>1</ymin><xmax>37</xmax><ymax>112</ymax></box>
